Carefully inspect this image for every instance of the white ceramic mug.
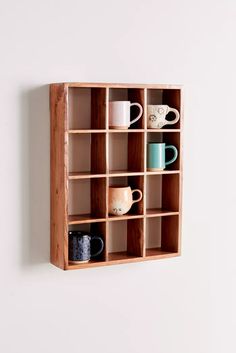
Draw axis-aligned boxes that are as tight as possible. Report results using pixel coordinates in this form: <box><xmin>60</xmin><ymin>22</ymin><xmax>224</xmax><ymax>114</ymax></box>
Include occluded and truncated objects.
<box><xmin>147</xmin><ymin>105</ymin><xmax>180</xmax><ymax>129</ymax></box>
<box><xmin>109</xmin><ymin>101</ymin><xmax>143</xmax><ymax>129</ymax></box>
<box><xmin>109</xmin><ymin>186</ymin><xmax>143</xmax><ymax>216</ymax></box>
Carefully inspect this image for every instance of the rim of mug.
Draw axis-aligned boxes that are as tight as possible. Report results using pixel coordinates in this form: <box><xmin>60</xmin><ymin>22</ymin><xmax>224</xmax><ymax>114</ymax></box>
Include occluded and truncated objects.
<box><xmin>68</xmin><ymin>231</ymin><xmax>91</xmax><ymax>237</ymax></box>
<box><xmin>109</xmin><ymin>185</ymin><xmax>130</xmax><ymax>189</ymax></box>
<box><xmin>148</xmin><ymin>142</ymin><xmax>165</xmax><ymax>144</ymax></box>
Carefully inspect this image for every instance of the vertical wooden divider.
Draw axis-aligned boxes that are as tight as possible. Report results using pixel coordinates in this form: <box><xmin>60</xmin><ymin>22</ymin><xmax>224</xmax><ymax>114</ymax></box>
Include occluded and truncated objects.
<box><xmin>50</xmin><ymin>83</ymin><xmax>68</xmax><ymax>269</ymax></box>
<box><xmin>143</xmin><ymin>88</ymin><xmax>147</xmax><ymax>257</ymax></box>
<box><xmin>105</xmin><ymin>87</ymin><xmax>109</xmax><ymax>261</ymax></box>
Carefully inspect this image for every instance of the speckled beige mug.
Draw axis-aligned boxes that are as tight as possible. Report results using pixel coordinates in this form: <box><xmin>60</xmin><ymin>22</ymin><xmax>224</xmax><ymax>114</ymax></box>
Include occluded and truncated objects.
<box><xmin>108</xmin><ymin>186</ymin><xmax>142</xmax><ymax>216</ymax></box>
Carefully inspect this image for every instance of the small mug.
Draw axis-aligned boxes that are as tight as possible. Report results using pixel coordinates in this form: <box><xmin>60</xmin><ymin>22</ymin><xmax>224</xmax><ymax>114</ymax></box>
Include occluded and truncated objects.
<box><xmin>147</xmin><ymin>143</ymin><xmax>178</xmax><ymax>171</ymax></box>
<box><xmin>109</xmin><ymin>186</ymin><xmax>143</xmax><ymax>216</ymax></box>
<box><xmin>68</xmin><ymin>231</ymin><xmax>104</xmax><ymax>263</ymax></box>
<box><xmin>147</xmin><ymin>105</ymin><xmax>180</xmax><ymax>129</ymax></box>
<box><xmin>109</xmin><ymin>101</ymin><xmax>143</xmax><ymax>129</ymax></box>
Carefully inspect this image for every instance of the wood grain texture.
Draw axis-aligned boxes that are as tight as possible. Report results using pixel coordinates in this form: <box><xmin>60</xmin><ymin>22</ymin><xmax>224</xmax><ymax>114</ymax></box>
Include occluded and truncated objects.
<box><xmin>91</xmin><ymin>178</ymin><xmax>107</xmax><ymax>218</ymax></box>
<box><xmin>91</xmin><ymin>88</ymin><xmax>106</xmax><ymax>129</ymax></box>
<box><xmin>91</xmin><ymin>133</ymin><xmax>106</xmax><ymax>173</ymax></box>
<box><xmin>128</xmin><ymin>132</ymin><xmax>144</xmax><ymax>172</ymax></box>
<box><xmin>50</xmin><ymin>83</ymin><xmax>68</xmax><ymax>270</ymax></box>
<box><xmin>127</xmin><ymin>218</ymin><xmax>144</xmax><ymax>257</ymax></box>
<box><xmin>62</xmin><ymin>82</ymin><xmax>182</xmax><ymax>89</ymax></box>
<box><xmin>161</xmin><ymin>216</ymin><xmax>179</xmax><ymax>252</ymax></box>
<box><xmin>162</xmin><ymin>174</ymin><xmax>180</xmax><ymax>212</ymax></box>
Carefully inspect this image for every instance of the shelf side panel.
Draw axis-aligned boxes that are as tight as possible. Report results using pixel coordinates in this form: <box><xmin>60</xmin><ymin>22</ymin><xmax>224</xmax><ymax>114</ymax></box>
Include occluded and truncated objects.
<box><xmin>50</xmin><ymin>84</ymin><xmax>68</xmax><ymax>269</ymax></box>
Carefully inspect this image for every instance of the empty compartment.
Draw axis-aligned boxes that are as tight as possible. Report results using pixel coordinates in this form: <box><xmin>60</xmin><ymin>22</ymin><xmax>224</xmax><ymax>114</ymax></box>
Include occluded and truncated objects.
<box><xmin>146</xmin><ymin>216</ymin><xmax>179</xmax><ymax>256</ymax></box>
<box><xmin>68</xmin><ymin>222</ymin><xmax>106</xmax><ymax>262</ymax></box>
<box><xmin>109</xmin><ymin>175</ymin><xmax>144</xmax><ymax>216</ymax></box>
<box><xmin>68</xmin><ymin>87</ymin><xmax>106</xmax><ymax>130</ymax></box>
<box><xmin>146</xmin><ymin>174</ymin><xmax>179</xmax><ymax>215</ymax></box>
<box><xmin>68</xmin><ymin>178</ymin><xmax>106</xmax><ymax>223</ymax></box>
<box><xmin>147</xmin><ymin>89</ymin><xmax>181</xmax><ymax>129</ymax></box>
<box><xmin>109</xmin><ymin>88</ymin><xmax>144</xmax><ymax>129</ymax></box>
<box><xmin>108</xmin><ymin>218</ymin><xmax>144</xmax><ymax>261</ymax></box>
<box><xmin>69</xmin><ymin>133</ymin><xmax>106</xmax><ymax>175</ymax></box>
<box><xmin>109</xmin><ymin>132</ymin><xmax>144</xmax><ymax>172</ymax></box>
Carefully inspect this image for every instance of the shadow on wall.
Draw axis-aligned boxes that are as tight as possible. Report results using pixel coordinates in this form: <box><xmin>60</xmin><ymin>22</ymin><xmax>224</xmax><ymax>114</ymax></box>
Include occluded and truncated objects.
<box><xmin>20</xmin><ymin>85</ymin><xmax>50</xmax><ymax>268</ymax></box>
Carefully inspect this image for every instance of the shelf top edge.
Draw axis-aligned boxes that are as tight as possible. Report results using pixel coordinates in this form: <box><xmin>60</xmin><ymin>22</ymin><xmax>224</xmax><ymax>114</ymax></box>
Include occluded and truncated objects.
<box><xmin>50</xmin><ymin>82</ymin><xmax>183</xmax><ymax>89</ymax></box>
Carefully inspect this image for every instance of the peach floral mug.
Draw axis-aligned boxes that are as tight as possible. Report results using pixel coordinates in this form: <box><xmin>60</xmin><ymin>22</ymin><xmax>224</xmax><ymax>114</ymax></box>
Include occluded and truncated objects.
<box><xmin>109</xmin><ymin>186</ymin><xmax>143</xmax><ymax>216</ymax></box>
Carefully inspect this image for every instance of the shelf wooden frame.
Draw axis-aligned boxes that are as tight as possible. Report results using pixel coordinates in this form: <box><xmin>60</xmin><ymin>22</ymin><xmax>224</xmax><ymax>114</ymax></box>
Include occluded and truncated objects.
<box><xmin>50</xmin><ymin>82</ymin><xmax>183</xmax><ymax>270</ymax></box>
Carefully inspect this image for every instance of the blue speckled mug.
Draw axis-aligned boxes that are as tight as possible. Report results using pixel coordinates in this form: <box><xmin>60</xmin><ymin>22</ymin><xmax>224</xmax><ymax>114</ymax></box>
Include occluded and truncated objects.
<box><xmin>69</xmin><ymin>231</ymin><xmax>104</xmax><ymax>263</ymax></box>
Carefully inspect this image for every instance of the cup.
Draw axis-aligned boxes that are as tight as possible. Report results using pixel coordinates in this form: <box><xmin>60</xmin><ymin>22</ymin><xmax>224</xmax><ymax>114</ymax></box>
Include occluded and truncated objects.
<box><xmin>109</xmin><ymin>101</ymin><xmax>143</xmax><ymax>129</ymax></box>
<box><xmin>147</xmin><ymin>105</ymin><xmax>180</xmax><ymax>129</ymax></box>
<box><xmin>109</xmin><ymin>186</ymin><xmax>143</xmax><ymax>216</ymax></box>
<box><xmin>68</xmin><ymin>231</ymin><xmax>104</xmax><ymax>263</ymax></box>
<box><xmin>147</xmin><ymin>143</ymin><xmax>178</xmax><ymax>171</ymax></box>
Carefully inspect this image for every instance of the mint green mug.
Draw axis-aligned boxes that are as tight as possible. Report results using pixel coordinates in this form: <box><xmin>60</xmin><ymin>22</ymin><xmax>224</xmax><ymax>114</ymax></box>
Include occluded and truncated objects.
<box><xmin>147</xmin><ymin>143</ymin><xmax>178</xmax><ymax>171</ymax></box>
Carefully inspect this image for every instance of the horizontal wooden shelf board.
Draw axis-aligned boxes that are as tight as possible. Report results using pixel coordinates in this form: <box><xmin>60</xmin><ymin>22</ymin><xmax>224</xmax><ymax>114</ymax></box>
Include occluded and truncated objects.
<box><xmin>68</xmin><ymin>214</ymin><xmax>106</xmax><ymax>225</ymax></box>
<box><xmin>68</xmin><ymin>129</ymin><xmax>106</xmax><ymax>134</ymax></box>
<box><xmin>145</xmin><ymin>248</ymin><xmax>179</xmax><ymax>258</ymax></box>
<box><xmin>146</xmin><ymin>209</ymin><xmax>179</xmax><ymax>217</ymax></box>
<box><xmin>109</xmin><ymin>129</ymin><xmax>145</xmax><ymax>133</ymax></box>
<box><xmin>65</xmin><ymin>251</ymin><xmax>179</xmax><ymax>270</ymax></box>
<box><xmin>60</xmin><ymin>82</ymin><xmax>182</xmax><ymax>89</ymax></box>
<box><xmin>147</xmin><ymin>129</ymin><xmax>181</xmax><ymax>132</ymax></box>
<box><xmin>68</xmin><ymin>170</ymin><xmax>180</xmax><ymax>179</ymax></box>
<box><xmin>146</xmin><ymin>170</ymin><xmax>180</xmax><ymax>175</ymax></box>
<box><xmin>108</xmin><ymin>214</ymin><xmax>144</xmax><ymax>221</ymax></box>
<box><xmin>109</xmin><ymin>170</ymin><xmax>144</xmax><ymax>177</ymax></box>
<box><xmin>68</xmin><ymin>172</ymin><xmax>107</xmax><ymax>179</ymax></box>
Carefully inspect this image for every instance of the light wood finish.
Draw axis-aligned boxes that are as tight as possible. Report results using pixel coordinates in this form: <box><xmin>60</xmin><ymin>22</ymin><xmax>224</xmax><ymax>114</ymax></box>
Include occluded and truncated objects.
<box><xmin>50</xmin><ymin>84</ymin><xmax>68</xmax><ymax>270</ymax></box>
<box><xmin>68</xmin><ymin>129</ymin><xmax>106</xmax><ymax>133</ymax></box>
<box><xmin>146</xmin><ymin>208</ymin><xmax>179</xmax><ymax>217</ymax></box>
<box><xmin>50</xmin><ymin>82</ymin><xmax>183</xmax><ymax>270</ymax></box>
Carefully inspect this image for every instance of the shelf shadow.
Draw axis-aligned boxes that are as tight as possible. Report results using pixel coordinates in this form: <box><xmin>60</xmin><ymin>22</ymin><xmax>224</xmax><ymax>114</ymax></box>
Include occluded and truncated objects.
<box><xmin>19</xmin><ymin>85</ymin><xmax>50</xmax><ymax>267</ymax></box>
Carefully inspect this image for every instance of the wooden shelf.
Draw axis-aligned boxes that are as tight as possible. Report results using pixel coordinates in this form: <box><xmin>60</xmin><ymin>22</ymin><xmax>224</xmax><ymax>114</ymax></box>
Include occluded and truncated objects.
<box><xmin>146</xmin><ymin>170</ymin><xmax>180</xmax><ymax>175</ymax></box>
<box><xmin>147</xmin><ymin>129</ymin><xmax>181</xmax><ymax>132</ymax></box>
<box><xmin>109</xmin><ymin>170</ymin><xmax>144</xmax><ymax>177</ymax></box>
<box><xmin>146</xmin><ymin>208</ymin><xmax>179</xmax><ymax>217</ymax></box>
<box><xmin>108</xmin><ymin>214</ymin><xmax>144</xmax><ymax>221</ymax></box>
<box><xmin>68</xmin><ymin>172</ymin><xmax>107</xmax><ymax>179</ymax></box>
<box><xmin>68</xmin><ymin>129</ymin><xmax>106</xmax><ymax>133</ymax></box>
<box><xmin>68</xmin><ymin>214</ymin><xmax>106</xmax><ymax>225</ymax></box>
<box><xmin>107</xmin><ymin>251</ymin><xmax>141</xmax><ymax>262</ymax></box>
<box><xmin>145</xmin><ymin>248</ymin><xmax>179</xmax><ymax>258</ymax></box>
<box><xmin>109</xmin><ymin>129</ymin><xmax>145</xmax><ymax>133</ymax></box>
<box><xmin>50</xmin><ymin>82</ymin><xmax>183</xmax><ymax>270</ymax></box>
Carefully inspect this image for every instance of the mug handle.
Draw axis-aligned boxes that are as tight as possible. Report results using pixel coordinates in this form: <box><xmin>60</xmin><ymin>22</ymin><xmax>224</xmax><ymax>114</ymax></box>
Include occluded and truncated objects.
<box><xmin>166</xmin><ymin>106</ymin><xmax>180</xmax><ymax>125</ymax></box>
<box><xmin>130</xmin><ymin>103</ymin><xmax>143</xmax><ymax>125</ymax></box>
<box><xmin>90</xmin><ymin>236</ymin><xmax>104</xmax><ymax>258</ymax></box>
<box><xmin>131</xmin><ymin>189</ymin><xmax>143</xmax><ymax>204</ymax></box>
<box><xmin>165</xmin><ymin>145</ymin><xmax>178</xmax><ymax>165</ymax></box>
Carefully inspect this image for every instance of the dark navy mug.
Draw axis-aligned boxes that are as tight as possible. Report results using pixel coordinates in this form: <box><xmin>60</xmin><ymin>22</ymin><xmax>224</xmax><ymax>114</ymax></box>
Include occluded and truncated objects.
<box><xmin>68</xmin><ymin>231</ymin><xmax>104</xmax><ymax>263</ymax></box>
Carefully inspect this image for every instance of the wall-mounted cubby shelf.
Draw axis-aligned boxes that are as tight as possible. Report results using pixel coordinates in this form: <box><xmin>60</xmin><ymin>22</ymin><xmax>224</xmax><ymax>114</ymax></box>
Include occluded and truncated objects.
<box><xmin>50</xmin><ymin>82</ymin><xmax>183</xmax><ymax>270</ymax></box>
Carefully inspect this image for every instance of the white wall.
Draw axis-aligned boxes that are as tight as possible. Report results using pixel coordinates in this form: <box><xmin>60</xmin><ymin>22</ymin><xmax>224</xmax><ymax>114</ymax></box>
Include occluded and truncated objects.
<box><xmin>1</xmin><ymin>1</ymin><xmax>236</xmax><ymax>352</ymax></box>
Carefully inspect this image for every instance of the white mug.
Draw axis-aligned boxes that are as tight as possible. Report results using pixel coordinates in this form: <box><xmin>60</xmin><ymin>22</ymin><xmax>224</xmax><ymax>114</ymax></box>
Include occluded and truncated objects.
<box><xmin>109</xmin><ymin>101</ymin><xmax>143</xmax><ymax>129</ymax></box>
<box><xmin>147</xmin><ymin>105</ymin><xmax>180</xmax><ymax>129</ymax></box>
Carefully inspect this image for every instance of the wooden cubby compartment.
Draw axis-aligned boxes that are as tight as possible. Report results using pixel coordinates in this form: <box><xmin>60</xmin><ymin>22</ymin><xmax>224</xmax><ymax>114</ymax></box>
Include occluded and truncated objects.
<box><xmin>145</xmin><ymin>216</ymin><xmax>179</xmax><ymax>257</ymax></box>
<box><xmin>50</xmin><ymin>83</ymin><xmax>183</xmax><ymax>270</ymax></box>
<box><xmin>147</xmin><ymin>88</ymin><xmax>181</xmax><ymax>130</ymax></box>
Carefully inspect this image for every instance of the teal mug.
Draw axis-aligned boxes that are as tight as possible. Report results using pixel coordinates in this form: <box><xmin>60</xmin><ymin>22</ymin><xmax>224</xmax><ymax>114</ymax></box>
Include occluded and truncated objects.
<box><xmin>147</xmin><ymin>143</ymin><xmax>178</xmax><ymax>171</ymax></box>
